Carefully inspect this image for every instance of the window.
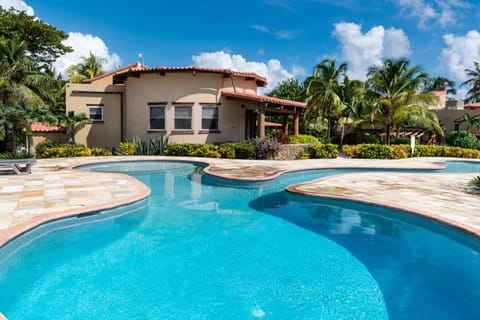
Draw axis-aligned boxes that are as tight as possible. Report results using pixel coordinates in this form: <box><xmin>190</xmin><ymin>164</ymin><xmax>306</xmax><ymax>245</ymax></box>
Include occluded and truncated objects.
<box><xmin>150</xmin><ymin>106</ymin><xmax>165</xmax><ymax>130</ymax></box>
<box><xmin>454</xmin><ymin>122</ymin><xmax>460</xmax><ymax>131</ymax></box>
<box><xmin>202</xmin><ymin>106</ymin><xmax>219</xmax><ymax>130</ymax></box>
<box><xmin>174</xmin><ymin>106</ymin><xmax>192</xmax><ymax>129</ymax></box>
<box><xmin>88</xmin><ymin>106</ymin><xmax>103</xmax><ymax>121</ymax></box>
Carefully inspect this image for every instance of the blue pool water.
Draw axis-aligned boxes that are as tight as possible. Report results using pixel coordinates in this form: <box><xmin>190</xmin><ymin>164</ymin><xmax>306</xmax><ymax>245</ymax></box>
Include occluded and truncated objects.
<box><xmin>0</xmin><ymin>161</ymin><xmax>479</xmax><ymax>319</ymax></box>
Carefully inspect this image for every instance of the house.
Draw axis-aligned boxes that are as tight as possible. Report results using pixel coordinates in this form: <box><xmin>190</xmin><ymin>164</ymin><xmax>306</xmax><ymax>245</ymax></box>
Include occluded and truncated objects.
<box><xmin>65</xmin><ymin>62</ymin><xmax>306</xmax><ymax>150</ymax></box>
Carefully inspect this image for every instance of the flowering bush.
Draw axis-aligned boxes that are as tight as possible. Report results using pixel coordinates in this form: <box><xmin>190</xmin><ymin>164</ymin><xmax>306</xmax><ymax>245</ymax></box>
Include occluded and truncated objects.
<box><xmin>250</xmin><ymin>137</ymin><xmax>280</xmax><ymax>159</ymax></box>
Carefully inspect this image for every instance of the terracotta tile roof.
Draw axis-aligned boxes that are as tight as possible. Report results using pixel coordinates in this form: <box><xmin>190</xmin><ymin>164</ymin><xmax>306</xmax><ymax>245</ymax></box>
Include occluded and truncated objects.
<box><xmin>31</xmin><ymin>122</ymin><xmax>66</xmax><ymax>133</ymax></box>
<box><xmin>82</xmin><ymin>62</ymin><xmax>149</xmax><ymax>83</ymax></box>
<box><xmin>110</xmin><ymin>64</ymin><xmax>267</xmax><ymax>87</ymax></box>
<box><xmin>465</xmin><ymin>102</ymin><xmax>480</xmax><ymax>108</ymax></box>
<box><xmin>221</xmin><ymin>91</ymin><xmax>306</xmax><ymax>108</ymax></box>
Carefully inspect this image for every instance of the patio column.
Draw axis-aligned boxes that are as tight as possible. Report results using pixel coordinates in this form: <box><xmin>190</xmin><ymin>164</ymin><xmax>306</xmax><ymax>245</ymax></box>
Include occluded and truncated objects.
<box><xmin>259</xmin><ymin>107</ymin><xmax>266</xmax><ymax>138</ymax></box>
<box><xmin>293</xmin><ymin>110</ymin><xmax>300</xmax><ymax>136</ymax></box>
<box><xmin>283</xmin><ymin>115</ymin><xmax>289</xmax><ymax>135</ymax></box>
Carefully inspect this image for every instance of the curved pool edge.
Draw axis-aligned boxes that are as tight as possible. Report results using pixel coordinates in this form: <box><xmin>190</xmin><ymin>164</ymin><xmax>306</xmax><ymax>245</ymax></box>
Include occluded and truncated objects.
<box><xmin>0</xmin><ymin>168</ymin><xmax>151</xmax><ymax>249</ymax></box>
<box><xmin>286</xmin><ymin>171</ymin><xmax>480</xmax><ymax>238</ymax></box>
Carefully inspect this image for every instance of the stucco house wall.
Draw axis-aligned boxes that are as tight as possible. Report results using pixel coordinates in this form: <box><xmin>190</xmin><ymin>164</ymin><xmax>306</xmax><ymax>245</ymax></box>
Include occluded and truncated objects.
<box><xmin>436</xmin><ymin>109</ymin><xmax>480</xmax><ymax>136</ymax></box>
<box><xmin>66</xmin><ymin>83</ymin><xmax>124</xmax><ymax>150</ymax></box>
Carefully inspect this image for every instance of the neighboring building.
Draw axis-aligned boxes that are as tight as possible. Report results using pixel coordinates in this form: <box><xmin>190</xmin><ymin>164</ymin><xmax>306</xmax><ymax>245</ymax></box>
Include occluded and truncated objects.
<box><xmin>431</xmin><ymin>91</ymin><xmax>480</xmax><ymax>137</ymax></box>
<box><xmin>65</xmin><ymin>62</ymin><xmax>306</xmax><ymax>150</ymax></box>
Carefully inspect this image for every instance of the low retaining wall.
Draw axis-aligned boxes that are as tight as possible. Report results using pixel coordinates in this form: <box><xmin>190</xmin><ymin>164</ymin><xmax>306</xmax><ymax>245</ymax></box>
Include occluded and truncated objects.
<box><xmin>274</xmin><ymin>143</ymin><xmax>309</xmax><ymax>160</ymax></box>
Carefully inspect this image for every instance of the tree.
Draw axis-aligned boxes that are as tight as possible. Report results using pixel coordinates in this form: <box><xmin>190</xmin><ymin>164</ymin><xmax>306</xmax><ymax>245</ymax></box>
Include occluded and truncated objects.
<box><xmin>0</xmin><ymin>37</ymin><xmax>58</xmax><ymax>107</ymax></box>
<box><xmin>305</xmin><ymin>59</ymin><xmax>347</xmax><ymax>138</ymax></box>
<box><xmin>461</xmin><ymin>62</ymin><xmax>480</xmax><ymax>103</ymax></box>
<box><xmin>267</xmin><ymin>78</ymin><xmax>305</xmax><ymax>101</ymax></box>
<box><xmin>0</xmin><ymin>7</ymin><xmax>72</xmax><ymax>66</ymax></box>
<box><xmin>66</xmin><ymin>52</ymin><xmax>106</xmax><ymax>83</ymax></box>
<box><xmin>455</xmin><ymin>113</ymin><xmax>480</xmax><ymax>132</ymax></box>
<box><xmin>424</xmin><ymin>76</ymin><xmax>456</xmax><ymax>95</ymax></box>
<box><xmin>366</xmin><ymin>58</ymin><xmax>436</xmax><ymax>145</ymax></box>
<box><xmin>333</xmin><ymin>76</ymin><xmax>365</xmax><ymax>146</ymax></box>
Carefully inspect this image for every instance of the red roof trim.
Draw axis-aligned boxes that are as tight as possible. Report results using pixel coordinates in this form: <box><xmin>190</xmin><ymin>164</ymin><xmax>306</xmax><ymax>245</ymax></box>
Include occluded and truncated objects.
<box><xmin>82</xmin><ymin>62</ymin><xmax>149</xmax><ymax>83</ymax></box>
<box><xmin>221</xmin><ymin>91</ymin><xmax>306</xmax><ymax>108</ymax></box>
<box><xmin>31</xmin><ymin>122</ymin><xmax>67</xmax><ymax>133</ymax></box>
<box><xmin>111</xmin><ymin>64</ymin><xmax>267</xmax><ymax>87</ymax></box>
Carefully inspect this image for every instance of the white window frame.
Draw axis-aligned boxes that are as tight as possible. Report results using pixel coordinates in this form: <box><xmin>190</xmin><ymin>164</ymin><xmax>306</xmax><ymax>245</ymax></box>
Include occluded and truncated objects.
<box><xmin>201</xmin><ymin>105</ymin><xmax>219</xmax><ymax>130</ymax></box>
<box><xmin>174</xmin><ymin>106</ymin><xmax>193</xmax><ymax>130</ymax></box>
<box><xmin>88</xmin><ymin>105</ymin><xmax>103</xmax><ymax>122</ymax></box>
<box><xmin>149</xmin><ymin>105</ymin><xmax>166</xmax><ymax>130</ymax></box>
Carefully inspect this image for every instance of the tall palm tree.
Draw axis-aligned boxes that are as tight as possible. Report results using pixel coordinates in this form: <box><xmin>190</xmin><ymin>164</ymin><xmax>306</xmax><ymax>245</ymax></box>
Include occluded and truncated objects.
<box><xmin>333</xmin><ymin>76</ymin><xmax>364</xmax><ymax>146</ymax></box>
<box><xmin>461</xmin><ymin>62</ymin><xmax>480</xmax><ymax>103</ymax></box>
<box><xmin>456</xmin><ymin>113</ymin><xmax>480</xmax><ymax>132</ymax></box>
<box><xmin>305</xmin><ymin>58</ymin><xmax>347</xmax><ymax>138</ymax></box>
<box><xmin>0</xmin><ymin>37</ymin><xmax>57</xmax><ymax>107</ymax></box>
<box><xmin>66</xmin><ymin>51</ymin><xmax>106</xmax><ymax>83</ymax></box>
<box><xmin>366</xmin><ymin>58</ymin><xmax>436</xmax><ymax>145</ymax></box>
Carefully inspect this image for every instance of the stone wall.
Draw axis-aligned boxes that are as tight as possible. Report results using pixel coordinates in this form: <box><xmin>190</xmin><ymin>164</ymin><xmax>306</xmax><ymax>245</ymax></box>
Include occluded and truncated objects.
<box><xmin>274</xmin><ymin>144</ymin><xmax>309</xmax><ymax>160</ymax></box>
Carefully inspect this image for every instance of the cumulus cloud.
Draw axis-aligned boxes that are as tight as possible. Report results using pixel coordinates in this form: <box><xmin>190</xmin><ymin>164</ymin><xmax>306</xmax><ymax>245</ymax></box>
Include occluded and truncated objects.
<box><xmin>395</xmin><ymin>0</ymin><xmax>470</xmax><ymax>29</ymax></box>
<box><xmin>440</xmin><ymin>30</ymin><xmax>480</xmax><ymax>83</ymax></box>
<box><xmin>0</xmin><ymin>0</ymin><xmax>34</xmax><ymax>15</ymax></box>
<box><xmin>53</xmin><ymin>32</ymin><xmax>121</xmax><ymax>78</ymax></box>
<box><xmin>333</xmin><ymin>22</ymin><xmax>411</xmax><ymax>80</ymax></box>
<box><xmin>192</xmin><ymin>50</ymin><xmax>294</xmax><ymax>92</ymax></box>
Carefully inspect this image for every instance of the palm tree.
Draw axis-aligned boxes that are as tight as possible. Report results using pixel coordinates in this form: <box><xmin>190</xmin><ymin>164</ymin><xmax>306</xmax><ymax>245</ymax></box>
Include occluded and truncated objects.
<box><xmin>455</xmin><ymin>113</ymin><xmax>480</xmax><ymax>132</ymax></box>
<box><xmin>66</xmin><ymin>51</ymin><xmax>106</xmax><ymax>83</ymax></box>
<box><xmin>333</xmin><ymin>76</ymin><xmax>365</xmax><ymax>147</ymax></box>
<box><xmin>366</xmin><ymin>58</ymin><xmax>436</xmax><ymax>145</ymax></box>
<box><xmin>425</xmin><ymin>76</ymin><xmax>456</xmax><ymax>95</ymax></box>
<box><xmin>461</xmin><ymin>62</ymin><xmax>480</xmax><ymax>103</ymax></box>
<box><xmin>305</xmin><ymin>58</ymin><xmax>347</xmax><ymax>138</ymax></box>
<box><xmin>0</xmin><ymin>37</ymin><xmax>57</xmax><ymax>107</ymax></box>
<box><xmin>267</xmin><ymin>78</ymin><xmax>305</xmax><ymax>102</ymax></box>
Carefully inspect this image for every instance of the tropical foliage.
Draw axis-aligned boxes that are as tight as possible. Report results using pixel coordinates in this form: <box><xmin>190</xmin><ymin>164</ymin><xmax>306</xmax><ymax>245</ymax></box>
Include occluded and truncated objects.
<box><xmin>462</xmin><ymin>62</ymin><xmax>480</xmax><ymax>103</ymax></box>
<box><xmin>66</xmin><ymin>51</ymin><xmax>106</xmax><ymax>83</ymax></box>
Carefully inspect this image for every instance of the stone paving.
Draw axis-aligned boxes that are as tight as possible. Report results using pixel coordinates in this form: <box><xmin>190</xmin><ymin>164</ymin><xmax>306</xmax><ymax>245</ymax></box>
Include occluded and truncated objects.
<box><xmin>0</xmin><ymin>156</ymin><xmax>479</xmax><ymax>246</ymax></box>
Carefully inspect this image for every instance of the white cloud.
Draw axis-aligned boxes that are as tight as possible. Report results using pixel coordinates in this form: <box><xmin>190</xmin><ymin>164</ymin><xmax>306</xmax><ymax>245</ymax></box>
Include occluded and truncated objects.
<box><xmin>395</xmin><ymin>0</ymin><xmax>470</xmax><ymax>29</ymax></box>
<box><xmin>0</xmin><ymin>0</ymin><xmax>34</xmax><ymax>15</ymax></box>
<box><xmin>440</xmin><ymin>30</ymin><xmax>480</xmax><ymax>83</ymax></box>
<box><xmin>192</xmin><ymin>50</ymin><xmax>294</xmax><ymax>92</ymax></box>
<box><xmin>333</xmin><ymin>22</ymin><xmax>411</xmax><ymax>80</ymax></box>
<box><xmin>53</xmin><ymin>32</ymin><xmax>122</xmax><ymax>78</ymax></box>
<box><xmin>251</xmin><ymin>24</ymin><xmax>300</xmax><ymax>40</ymax></box>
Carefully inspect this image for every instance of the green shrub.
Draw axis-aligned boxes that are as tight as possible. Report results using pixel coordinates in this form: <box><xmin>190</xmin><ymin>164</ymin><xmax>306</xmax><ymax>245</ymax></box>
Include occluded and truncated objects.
<box><xmin>220</xmin><ymin>142</ymin><xmax>254</xmax><ymax>159</ymax></box>
<box><xmin>445</xmin><ymin>131</ymin><xmax>479</xmax><ymax>149</ymax></box>
<box><xmin>391</xmin><ymin>137</ymin><xmax>413</xmax><ymax>145</ymax></box>
<box><xmin>90</xmin><ymin>147</ymin><xmax>112</xmax><ymax>156</ymax></box>
<box><xmin>296</xmin><ymin>151</ymin><xmax>310</xmax><ymax>159</ymax></box>
<box><xmin>307</xmin><ymin>143</ymin><xmax>339</xmax><ymax>159</ymax></box>
<box><xmin>342</xmin><ymin>145</ymin><xmax>357</xmax><ymax>158</ymax></box>
<box><xmin>164</xmin><ymin>143</ymin><xmax>202</xmax><ymax>156</ymax></box>
<box><xmin>289</xmin><ymin>134</ymin><xmax>319</xmax><ymax>144</ymax></box>
<box><xmin>118</xmin><ymin>142</ymin><xmax>135</xmax><ymax>155</ymax></box>
<box><xmin>388</xmin><ymin>145</ymin><xmax>409</xmax><ymax>159</ymax></box>
<box><xmin>190</xmin><ymin>144</ymin><xmax>222</xmax><ymax>158</ymax></box>
<box><xmin>35</xmin><ymin>142</ymin><xmax>111</xmax><ymax>158</ymax></box>
<box><xmin>355</xmin><ymin>144</ymin><xmax>390</xmax><ymax>159</ymax></box>
<box><xmin>0</xmin><ymin>152</ymin><xmax>33</xmax><ymax>159</ymax></box>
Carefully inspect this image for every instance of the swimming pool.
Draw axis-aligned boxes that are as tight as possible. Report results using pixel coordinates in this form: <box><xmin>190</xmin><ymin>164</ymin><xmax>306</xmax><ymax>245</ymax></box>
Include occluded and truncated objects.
<box><xmin>0</xmin><ymin>161</ymin><xmax>479</xmax><ymax>319</ymax></box>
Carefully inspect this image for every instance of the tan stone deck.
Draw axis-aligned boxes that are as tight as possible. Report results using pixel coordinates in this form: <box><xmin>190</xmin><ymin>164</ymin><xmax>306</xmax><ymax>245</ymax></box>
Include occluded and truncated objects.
<box><xmin>0</xmin><ymin>156</ymin><xmax>479</xmax><ymax>247</ymax></box>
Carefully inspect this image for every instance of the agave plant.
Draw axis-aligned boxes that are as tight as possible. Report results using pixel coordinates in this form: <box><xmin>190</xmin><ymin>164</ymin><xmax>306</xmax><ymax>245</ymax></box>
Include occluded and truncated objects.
<box><xmin>132</xmin><ymin>135</ymin><xmax>166</xmax><ymax>155</ymax></box>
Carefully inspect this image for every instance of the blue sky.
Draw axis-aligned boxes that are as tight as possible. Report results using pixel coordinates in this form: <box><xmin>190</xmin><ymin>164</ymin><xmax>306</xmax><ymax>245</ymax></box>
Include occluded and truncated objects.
<box><xmin>2</xmin><ymin>0</ymin><xmax>480</xmax><ymax>95</ymax></box>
